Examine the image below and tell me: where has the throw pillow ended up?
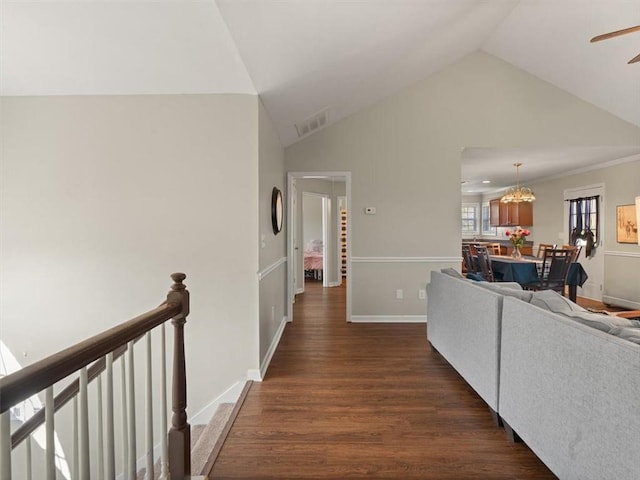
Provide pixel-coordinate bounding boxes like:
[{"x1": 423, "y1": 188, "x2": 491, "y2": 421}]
[
  {"x1": 465, "y1": 272, "x2": 486, "y2": 281},
  {"x1": 475, "y1": 281, "x2": 534, "y2": 302},
  {"x1": 529, "y1": 290, "x2": 587, "y2": 314},
  {"x1": 440, "y1": 267, "x2": 464, "y2": 279}
]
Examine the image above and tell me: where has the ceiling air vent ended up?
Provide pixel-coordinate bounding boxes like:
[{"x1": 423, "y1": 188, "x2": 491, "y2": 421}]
[{"x1": 295, "y1": 108, "x2": 329, "y2": 138}]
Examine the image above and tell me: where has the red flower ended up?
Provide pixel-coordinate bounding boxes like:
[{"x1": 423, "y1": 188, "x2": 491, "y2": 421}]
[{"x1": 505, "y1": 230, "x2": 511, "y2": 236}]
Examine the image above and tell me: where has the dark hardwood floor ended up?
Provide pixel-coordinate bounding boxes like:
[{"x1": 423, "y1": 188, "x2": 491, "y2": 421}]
[{"x1": 211, "y1": 280, "x2": 556, "y2": 479}]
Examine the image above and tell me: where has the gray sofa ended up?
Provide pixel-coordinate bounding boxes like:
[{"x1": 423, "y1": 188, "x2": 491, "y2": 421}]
[
  {"x1": 426, "y1": 270, "x2": 528, "y2": 418},
  {"x1": 426, "y1": 269, "x2": 640, "y2": 480}
]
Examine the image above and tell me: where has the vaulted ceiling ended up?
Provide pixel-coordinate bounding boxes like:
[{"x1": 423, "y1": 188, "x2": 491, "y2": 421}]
[{"x1": 2, "y1": 0, "x2": 639, "y2": 187}]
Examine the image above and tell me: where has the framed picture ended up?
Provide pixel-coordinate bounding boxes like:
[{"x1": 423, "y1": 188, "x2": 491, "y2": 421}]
[{"x1": 616, "y1": 204, "x2": 638, "y2": 244}]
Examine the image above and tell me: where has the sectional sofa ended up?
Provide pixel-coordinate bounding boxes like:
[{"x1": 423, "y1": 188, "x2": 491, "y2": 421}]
[{"x1": 426, "y1": 269, "x2": 640, "y2": 480}]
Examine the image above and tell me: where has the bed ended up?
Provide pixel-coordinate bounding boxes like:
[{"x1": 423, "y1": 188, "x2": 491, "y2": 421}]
[{"x1": 304, "y1": 240, "x2": 323, "y2": 280}]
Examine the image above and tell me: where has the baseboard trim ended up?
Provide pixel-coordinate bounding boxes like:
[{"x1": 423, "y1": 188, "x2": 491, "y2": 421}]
[
  {"x1": 190, "y1": 379, "x2": 247, "y2": 425},
  {"x1": 247, "y1": 369, "x2": 262, "y2": 381},
  {"x1": 350, "y1": 315, "x2": 427, "y2": 323},
  {"x1": 602, "y1": 295, "x2": 640, "y2": 310},
  {"x1": 295, "y1": 287, "x2": 304, "y2": 294},
  {"x1": 260, "y1": 316, "x2": 288, "y2": 379},
  {"x1": 328, "y1": 281, "x2": 342, "y2": 287}
]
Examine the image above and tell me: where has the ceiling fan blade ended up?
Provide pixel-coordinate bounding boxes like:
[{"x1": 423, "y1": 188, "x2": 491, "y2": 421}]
[
  {"x1": 628, "y1": 52, "x2": 640, "y2": 64},
  {"x1": 590, "y1": 25, "x2": 640, "y2": 42}
]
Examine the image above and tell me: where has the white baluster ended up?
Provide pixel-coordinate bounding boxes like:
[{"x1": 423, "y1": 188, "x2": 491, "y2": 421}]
[
  {"x1": 159, "y1": 324, "x2": 169, "y2": 480},
  {"x1": 0, "y1": 410, "x2": 11, "y2": 480},
  {"x1": 45, "y1": 386, "x2": 55, "y2": 480},
  {"x1": 79, "y1": 367, "x2": 90, "y2": 479},
  {"x1": 97, "y1": 372, "x2": 104, "y2": 480},
  {"x1": 73, "y1": 397, "x2": 78, "y2": 480},
  {"x1": 127, "y1": 341, "x2": 136, "y2": 480},
  {"x1": 145, "y1": 332, "x2": 154, "y2": 480},
  {"x1": 25, "y1": 436, "x2": 31, "y2": 480},
  {"x1": 120, "y1": 358, "x2": 129, "y2": 480},
  {"x1": 105, "y1": 353, "x2": 115, "y2": 480}
]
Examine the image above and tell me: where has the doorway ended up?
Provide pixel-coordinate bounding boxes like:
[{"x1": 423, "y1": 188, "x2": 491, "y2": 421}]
[{"x1": 287, "y1": 172, "x2": 352, "y2": 322}]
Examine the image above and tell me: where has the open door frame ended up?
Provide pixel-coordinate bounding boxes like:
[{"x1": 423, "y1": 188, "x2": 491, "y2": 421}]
[{"x1": 287, "y1": 172, "x2": 352, "y2": 323}]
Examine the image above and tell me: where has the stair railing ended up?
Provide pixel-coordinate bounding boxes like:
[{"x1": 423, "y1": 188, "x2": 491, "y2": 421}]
[{"x1": 0, "y1": 273, "x2": 191, "y2": 480}]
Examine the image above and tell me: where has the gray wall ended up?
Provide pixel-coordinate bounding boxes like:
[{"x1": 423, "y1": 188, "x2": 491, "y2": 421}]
[
  {"x1": 529, "y1": 158, "x2": 640, "y2": 308},
  {"x1": 258, "y1": 100, "x2": 287, "y2": 370},
  {"x1": 285, "y1": 51, "x2": 640, "y2": 319}
]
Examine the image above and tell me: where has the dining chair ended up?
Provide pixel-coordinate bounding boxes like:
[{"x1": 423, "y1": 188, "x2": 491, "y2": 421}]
[
  {"x1": 474, "y1": 245, "x2": 495, "y2": 282},
  {"x1": 523, "y1": 248, "x2": 573, "y2": 295},
  {"x1": 562, "y1": 244, "x2": 582, "y2": 262},
  {"x1": 461, "y1": 244, "x2": 477, "y2": 274},
  {"x1": 536, "y1": 243, "x2": 556, "y2": 258},
  {"x1": 488, "y1": 243, "x2": 502, "y2": 255}
]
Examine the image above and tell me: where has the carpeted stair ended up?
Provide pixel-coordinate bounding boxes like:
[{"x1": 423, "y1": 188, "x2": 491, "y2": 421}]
[
  {"x1": 191, "y1": 403, "x2": 234, "y2": 475},
  {"x1": 135, "y1": 402, "x2": 236, "y2": 479}
]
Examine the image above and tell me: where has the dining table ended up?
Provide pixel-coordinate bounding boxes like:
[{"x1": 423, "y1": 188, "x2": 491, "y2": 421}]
[{"x1": 490, "y1": 255, "x2": 588, "y2": 302}]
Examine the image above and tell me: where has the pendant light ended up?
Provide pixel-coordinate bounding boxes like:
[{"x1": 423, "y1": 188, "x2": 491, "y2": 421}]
[{"x1": 500, "y1": 163, "x2": 536, "y2": 203}]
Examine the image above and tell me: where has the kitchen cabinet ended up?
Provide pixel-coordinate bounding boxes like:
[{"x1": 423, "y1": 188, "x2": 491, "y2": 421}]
[{"x1": 489, "y1": 199, "x2": 533, "y2": 226}]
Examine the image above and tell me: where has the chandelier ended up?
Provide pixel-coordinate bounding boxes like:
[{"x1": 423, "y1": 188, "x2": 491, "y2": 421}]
[{"x1": 500, "y1": 163, "x2": 535, "y2": 203}]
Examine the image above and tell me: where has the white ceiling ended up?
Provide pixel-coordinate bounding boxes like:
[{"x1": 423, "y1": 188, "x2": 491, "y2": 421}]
[{"x1": 2, "y1": 0, "x2": 639, "y2": 184}]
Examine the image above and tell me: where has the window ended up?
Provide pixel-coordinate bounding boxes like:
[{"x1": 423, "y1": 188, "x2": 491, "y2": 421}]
[
  {"x1": 568, "y1": 196, "x2": 599, "y2": 245},
  {"x1": 481, "y1": 202, "x2": 496, "y2": 236},
  {"x1": 461, "y1": 203, "x2": 479, "y2": 235}
]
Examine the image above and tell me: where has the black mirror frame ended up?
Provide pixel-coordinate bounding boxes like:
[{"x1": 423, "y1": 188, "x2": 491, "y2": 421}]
[{"x1": 271, "y1": 187, "x2": 283, "y2": 235}]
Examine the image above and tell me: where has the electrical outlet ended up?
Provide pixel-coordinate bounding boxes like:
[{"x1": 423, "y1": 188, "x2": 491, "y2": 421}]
[
  {"x1": 396, "y1": 289, "x2": 403, "y2": 299},
  {"x1": 418, "y1": 289, "x2": 426, "y2": 300}
]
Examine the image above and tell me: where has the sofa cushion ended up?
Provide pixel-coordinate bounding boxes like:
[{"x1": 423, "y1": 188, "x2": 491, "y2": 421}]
[
  {"x1": 529, "y1": 290, "x2": 587, "y2": 314},
  {"x1": 561, "y1": 311, "x2": 638, "y2": 333},
  {"x1": 475, "y1": 281, "x2": 534, "y2": 302},
  {"x1": 608, "y1": 326, "x2": 640, "y2": 345},
  {"x1": 440, "y1": 267, "x2": 464, "y2": 279},
  {"x1": 529, "y1": 290, "x2": 640, "y2": 332},
  {"x1": 564, "y1": 311, "x2": 640, "y2": 330}
]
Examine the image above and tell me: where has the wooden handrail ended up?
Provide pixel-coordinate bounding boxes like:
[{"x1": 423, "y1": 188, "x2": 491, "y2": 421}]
[
  {"x1": 10, "y1": 344, "x2": 128, "y2": 448},
  {"x1": 1, "y1": 273, "x2": 191, "y2": 479},
  {"x1": 0, "y1": 303, "x2": 179, "y2": 414},
  {"x1": 0, "y1": 274, "x2": 186, "y2": 415}
]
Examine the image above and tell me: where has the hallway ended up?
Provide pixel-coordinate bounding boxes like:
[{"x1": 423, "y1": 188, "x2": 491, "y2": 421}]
[{"x1": 211, "y1": 281, "x2": 555, "y2": 479}]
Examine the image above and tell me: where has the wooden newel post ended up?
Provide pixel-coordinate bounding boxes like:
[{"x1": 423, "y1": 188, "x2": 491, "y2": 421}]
[{"x1": 167, "y1": 273, "x2": 191, "y2": 480}]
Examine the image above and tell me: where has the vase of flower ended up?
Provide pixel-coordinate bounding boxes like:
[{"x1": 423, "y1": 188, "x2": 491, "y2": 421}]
[
  {"x1": 505, "y1": 226, "x2": 530, "y2": 259},
  {"x1": 512, "y1": 245, "x2": 522, "y2": 259}
]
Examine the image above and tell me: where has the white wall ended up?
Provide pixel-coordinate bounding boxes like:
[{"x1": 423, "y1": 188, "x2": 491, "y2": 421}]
[
  {"x1": 0, "y1": 94, "x2": 261, "y2": 423},
  {"x1": 258, "y1": 100, "x2": 287, "y2": 374},
  {"x1": 285, "y1": 51, "x2": 640, "y2": 319}
]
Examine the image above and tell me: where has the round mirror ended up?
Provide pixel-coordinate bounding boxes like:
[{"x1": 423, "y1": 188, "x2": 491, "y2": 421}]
[{"x1": 271, "y1": 187, "x2": 283, "y2": 234}]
